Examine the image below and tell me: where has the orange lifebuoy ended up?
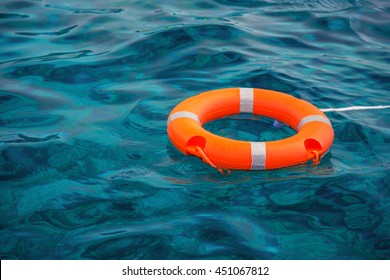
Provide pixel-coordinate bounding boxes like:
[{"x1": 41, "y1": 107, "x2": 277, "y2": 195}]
[{"x1": 167, "y1": 88, "x2": 334, "y2": 171}]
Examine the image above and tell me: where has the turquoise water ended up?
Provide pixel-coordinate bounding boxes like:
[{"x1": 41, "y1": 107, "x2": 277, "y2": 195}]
[{"x1": 1, "y1": 0, "x2": 390, "y2": 260}]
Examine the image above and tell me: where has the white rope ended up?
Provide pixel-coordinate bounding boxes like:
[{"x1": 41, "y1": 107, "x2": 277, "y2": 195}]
[{"x1": 320, "y1": 105, "x2": 390, "y2": 112}]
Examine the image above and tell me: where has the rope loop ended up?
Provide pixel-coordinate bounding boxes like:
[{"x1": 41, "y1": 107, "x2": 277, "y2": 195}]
[
  {"x1": 186, "y1": 145, "x2": 230, "y2": 175},
  {"x1": 311, "y1": 150, "x2": 321, "y2": 165}
]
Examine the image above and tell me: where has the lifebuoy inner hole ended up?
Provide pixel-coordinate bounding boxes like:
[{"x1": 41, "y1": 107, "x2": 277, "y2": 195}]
[{"x1": 203, "y1": 114, "x2": 295, "y2": 142}]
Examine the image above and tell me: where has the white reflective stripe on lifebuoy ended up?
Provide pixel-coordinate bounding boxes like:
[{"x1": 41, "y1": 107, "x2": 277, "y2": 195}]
[
  {"x1": 297, "y1": 115, "x2": 332, "y2": 131},
  {"x1": 167, "y1": 111, "x2": 201, "y2": 126},
  {"x1": 239, "y1": 88, "x2": 254, "y2": 113},
  {"x1": 250, "y1": 142, "x2": 266, "y2": 170}
]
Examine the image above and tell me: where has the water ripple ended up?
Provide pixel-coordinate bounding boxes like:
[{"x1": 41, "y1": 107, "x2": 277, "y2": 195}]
[
  {"x1": 15, "y1": 24, "x2": 78, "y2": 37},
  {"x1": 0, "y1": 12, "x2": 29, "y2": 19},
  {"x1": 0, "y1": 0, "x2": 389, "y2": 260},
  {"x1": 44, "y1": 4, "x2": 124, "y2": 14}
]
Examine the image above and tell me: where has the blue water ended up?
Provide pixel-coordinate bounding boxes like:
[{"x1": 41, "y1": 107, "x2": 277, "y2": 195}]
[{"x1": 1, "y1": 0, "x2": 390, "y2": 260}]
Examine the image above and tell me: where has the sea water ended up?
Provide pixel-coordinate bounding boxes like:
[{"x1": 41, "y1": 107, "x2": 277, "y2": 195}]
[{"x1": 0, "y1": 0, "x2": 389, "y2": 259}]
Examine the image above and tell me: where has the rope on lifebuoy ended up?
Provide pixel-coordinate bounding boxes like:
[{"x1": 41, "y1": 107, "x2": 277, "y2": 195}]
[
  {"x1": 321, "y1": 105, "x2": 390, "y2": 112},
  {"x1": 186, "y1": 145, "x2": 230, "y2": 175}
]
